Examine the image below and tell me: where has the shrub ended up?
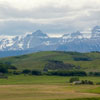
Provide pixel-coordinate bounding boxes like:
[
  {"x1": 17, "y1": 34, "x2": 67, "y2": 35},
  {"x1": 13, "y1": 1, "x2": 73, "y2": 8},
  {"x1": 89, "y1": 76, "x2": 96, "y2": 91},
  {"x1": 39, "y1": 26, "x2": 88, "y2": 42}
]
[
  {"x1": 32, "y1": 70, "x2": 42, "y2": 75},
  {"x1": 88, "y1": 72, "x2": 94, "y2": 76},
  {"x1": 96, "y1": 82, "x2": 100, "y2": 85},
  {"x1": 0, "y1": 66, "x2": 8, "y2": 73},
  {"x1": 9, "y1": 66, "x2": 17, "y2": 70},
  {"x1": 73, "y1": 56, "x2": 92, "y2": 61},
  {"x1": 94, "y1": 72, "x2": 100, "y2": 76},
  {"x1": 69, "y1": 77, "x2": 79, "y2": 83},
  {"x1": 88, "y1": 72, "x2": 100, "y2": 76},
  {"x1": 13, "y1": 71, "x2": 21, "y2": 75},
  {"x1": 22, "y1": 69, "x2": 31, "y2": 74},
  {"x1": 81, "y1": 80, "x2": 94, "y2": 85}
]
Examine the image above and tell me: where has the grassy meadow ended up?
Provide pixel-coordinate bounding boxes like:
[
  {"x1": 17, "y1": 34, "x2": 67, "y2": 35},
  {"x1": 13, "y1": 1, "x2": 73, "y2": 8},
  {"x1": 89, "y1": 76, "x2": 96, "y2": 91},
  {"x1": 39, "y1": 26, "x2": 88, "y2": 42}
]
[
  {"x1": 0, "y1": 75, "x2": 100, "y2": 100},
  {"x1": 0, "y1": 51, "x2": 100, "y2": 72}
]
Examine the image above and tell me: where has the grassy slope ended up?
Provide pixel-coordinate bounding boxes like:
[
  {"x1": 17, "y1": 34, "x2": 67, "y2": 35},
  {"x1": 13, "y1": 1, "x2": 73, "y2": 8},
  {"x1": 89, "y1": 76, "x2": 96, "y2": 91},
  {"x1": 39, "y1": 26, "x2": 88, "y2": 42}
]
[{"x1": 0, "y1": 51, "x2": 100, "y2": 71}]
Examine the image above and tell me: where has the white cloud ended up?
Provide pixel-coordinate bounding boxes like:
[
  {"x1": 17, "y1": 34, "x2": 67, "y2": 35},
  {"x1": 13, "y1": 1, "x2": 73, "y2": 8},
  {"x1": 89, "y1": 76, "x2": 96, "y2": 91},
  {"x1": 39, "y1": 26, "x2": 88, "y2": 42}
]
[
  {"x1": 0, "y1": 0, "x2": 100, "y2": 35},
  {"x1": 1, "y1": 0, "x2": 99, "y2": 10}
]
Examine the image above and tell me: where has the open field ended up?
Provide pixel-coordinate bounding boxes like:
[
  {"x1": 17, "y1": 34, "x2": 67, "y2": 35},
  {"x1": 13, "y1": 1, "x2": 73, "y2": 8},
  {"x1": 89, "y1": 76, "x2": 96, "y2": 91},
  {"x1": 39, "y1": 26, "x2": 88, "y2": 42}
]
[
  {"x1": 53, "y1": 98, "x2": 100, "y2": 100},
  {"x1": 0, "y1": 75, "x2": 100, "y2": 100},
  {"x1": 0, "y1": 75, "x2": 100, "y2": 85}
]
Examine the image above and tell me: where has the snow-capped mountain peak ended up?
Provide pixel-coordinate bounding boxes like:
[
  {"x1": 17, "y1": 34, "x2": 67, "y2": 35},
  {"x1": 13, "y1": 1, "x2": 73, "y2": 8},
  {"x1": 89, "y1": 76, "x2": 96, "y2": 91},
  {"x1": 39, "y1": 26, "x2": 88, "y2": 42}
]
[
  {"x1": 92, "y1": 26, "x2": 100, "y2": 38},
  {"x1": 0, "y1": 26, "x2": 100, "y2": 53},
  {"x1": 62, "y1": 31, "x2": 83, "y2": 39}
]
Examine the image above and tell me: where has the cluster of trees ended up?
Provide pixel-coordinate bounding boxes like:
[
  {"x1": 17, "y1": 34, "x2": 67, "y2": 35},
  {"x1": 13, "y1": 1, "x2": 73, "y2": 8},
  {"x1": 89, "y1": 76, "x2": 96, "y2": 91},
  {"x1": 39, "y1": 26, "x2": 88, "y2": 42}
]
[
  {"x1": 21, "y1": 69, "x2": 100, "y2": 77},
  {"x1": 73, "y1": 56, "x2": 92, "y2": 61},
  {"x1": 69, "y1": 77, "x2": 94, "y2": 85},
  {"x1": 16, "y1": 70, "x2": 87, "y2": 76},
  {"x1": 81, "y1": 80, "x2": 94, "y2": 85},
  {"x1": 72, "y1": 53, "x2": 92, "y2": 61},
  {"x1": 46, "y1": 70, "x2": 87, "y2": 76},
  {"x1": 89, "y1": 72, "x2": 100, "y2": 76},
  {"x1": 0, "y1": 63, "x2": 17, "y2": 74},
  {"x1": 9, "y1": 69, "x2": 42, "y2": 75},
  {"x1": 69, "y1": 77, "x2": 79, "y2": 83},
  {"x1": 22, "y1": 69, "x2": 42, "y2": 75},
  {"x1": 44, "y1": 60, "x2": 80, "y2": 72}
]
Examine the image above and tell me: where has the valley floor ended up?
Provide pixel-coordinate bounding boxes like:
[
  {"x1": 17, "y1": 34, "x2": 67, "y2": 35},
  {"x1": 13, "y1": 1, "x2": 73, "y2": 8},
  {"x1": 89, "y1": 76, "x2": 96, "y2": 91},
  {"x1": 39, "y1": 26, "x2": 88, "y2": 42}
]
[{"x1": 0, "y1": 75, "x2": 100, "y2": 100}]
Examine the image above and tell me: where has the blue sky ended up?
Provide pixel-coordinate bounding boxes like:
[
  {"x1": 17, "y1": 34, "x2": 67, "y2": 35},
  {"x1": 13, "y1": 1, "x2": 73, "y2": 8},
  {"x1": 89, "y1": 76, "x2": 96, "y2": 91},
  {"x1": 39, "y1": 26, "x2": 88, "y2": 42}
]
[{"x1": 0, "y1": 0, "x2": 100, "y2": 36}]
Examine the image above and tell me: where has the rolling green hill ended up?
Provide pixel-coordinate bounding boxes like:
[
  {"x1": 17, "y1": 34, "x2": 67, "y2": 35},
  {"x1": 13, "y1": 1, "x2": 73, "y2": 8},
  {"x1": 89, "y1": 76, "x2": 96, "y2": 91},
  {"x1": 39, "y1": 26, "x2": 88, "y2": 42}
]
[{"x1": 0, "y1": 51, "x2": 100, "y2": 72}]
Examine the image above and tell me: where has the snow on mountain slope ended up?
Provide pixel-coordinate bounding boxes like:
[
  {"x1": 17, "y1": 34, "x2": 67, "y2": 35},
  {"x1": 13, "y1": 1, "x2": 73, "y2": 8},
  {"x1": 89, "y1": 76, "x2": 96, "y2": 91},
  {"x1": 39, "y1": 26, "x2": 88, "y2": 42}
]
[
  {"x1": 0, "y1": 30, "x2": 52, "y2": 51},
  {"x1": 57, "y1": 26, "x2": 100, "y2": 52},
  {"x1": 92, "y1": 26, "x2": 100, "y2": 38},
  {"x1": 0, "y1": 26, "x2": 100, "y2": 52},
  {"x1": 61, "y1": 31, "x2": 84, "y2": 43}
]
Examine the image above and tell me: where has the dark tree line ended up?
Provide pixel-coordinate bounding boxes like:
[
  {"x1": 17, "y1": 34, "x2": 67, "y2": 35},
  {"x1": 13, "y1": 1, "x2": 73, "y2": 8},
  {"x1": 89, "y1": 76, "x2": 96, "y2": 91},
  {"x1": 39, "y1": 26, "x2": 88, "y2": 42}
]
[
  {"x1": 46, "y1": 70, "x2": 87, "y2": 76},
  {"x1": 89, "y1": 72, "x2": 100, "y2": 76},
  {"x1": 22, "y1": 69, "x2": 42, "y2": 75}
]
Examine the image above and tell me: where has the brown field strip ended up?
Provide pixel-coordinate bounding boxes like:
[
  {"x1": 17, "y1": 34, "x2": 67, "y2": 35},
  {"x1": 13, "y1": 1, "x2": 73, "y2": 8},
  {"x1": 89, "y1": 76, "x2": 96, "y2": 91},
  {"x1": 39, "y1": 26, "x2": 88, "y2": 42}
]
[{"x1": 0, "y1": 84, "x2": 100, "y2": 100}]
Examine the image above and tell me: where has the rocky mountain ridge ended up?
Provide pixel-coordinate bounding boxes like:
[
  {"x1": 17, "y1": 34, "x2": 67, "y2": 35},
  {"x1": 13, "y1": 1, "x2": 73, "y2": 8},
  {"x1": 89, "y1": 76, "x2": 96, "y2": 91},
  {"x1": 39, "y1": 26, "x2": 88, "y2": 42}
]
[{"x1": 0, "y1": 26, "x2": 100, "y2": 53}]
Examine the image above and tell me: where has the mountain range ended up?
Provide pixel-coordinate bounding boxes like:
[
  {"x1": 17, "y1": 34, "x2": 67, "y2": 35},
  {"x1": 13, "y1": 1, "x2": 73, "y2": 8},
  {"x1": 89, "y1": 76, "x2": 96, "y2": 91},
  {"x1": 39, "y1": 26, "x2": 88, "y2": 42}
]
[{"x1": 0, "y1": 26, "x2": 100, "y2": 57}]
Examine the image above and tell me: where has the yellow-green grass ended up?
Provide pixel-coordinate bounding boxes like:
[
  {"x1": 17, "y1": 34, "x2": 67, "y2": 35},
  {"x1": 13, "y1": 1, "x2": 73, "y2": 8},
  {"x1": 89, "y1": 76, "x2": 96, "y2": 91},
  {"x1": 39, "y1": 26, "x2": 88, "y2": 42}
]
[
  {"x1": 67, "y1": 60, "x2": 100, "y2": 72},
  {"x1": 83, "y1": 87, "x2": 100, "y2": 94},
  {"x1": 0, "y1": 84, "x2": 100, "y2": 100},
  {"x1": 53, "y1": 98, "x2": 100, "y2": 100},
  {"x1": 0, "y1": 51, "x2": 100, "y2": 71},
  {"x1": 0, "y1": 75, "x2": 100, "y2": 85},
  {"x1": 0, "y1": 76, "x2": 100, "y2": 100}
]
